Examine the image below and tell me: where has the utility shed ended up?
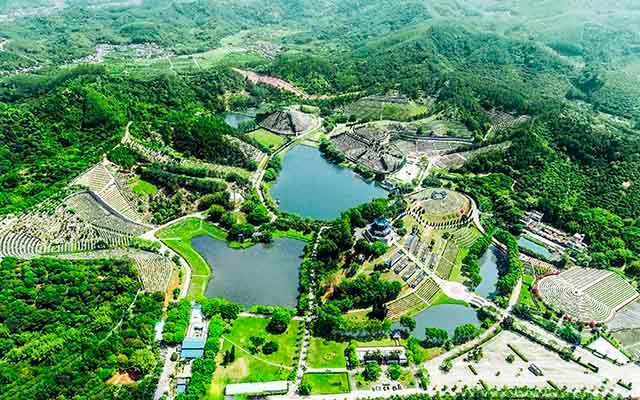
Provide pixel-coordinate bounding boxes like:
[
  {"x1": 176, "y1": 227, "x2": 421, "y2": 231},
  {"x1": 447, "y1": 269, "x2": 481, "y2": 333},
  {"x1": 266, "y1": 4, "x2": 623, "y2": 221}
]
[{"x1": 224, "y1": 381, "x2": 289, "y2": 396}]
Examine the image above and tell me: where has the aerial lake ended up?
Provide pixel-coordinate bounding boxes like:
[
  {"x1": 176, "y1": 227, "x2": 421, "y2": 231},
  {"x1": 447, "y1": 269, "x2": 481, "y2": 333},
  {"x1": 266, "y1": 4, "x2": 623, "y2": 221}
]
[
  {"x1": 396, "y1": 304, "x2": 481, "y2": 338},
  {"x1": 475, "y1": 245, "x2": 505, "y2": 298},
  {"x1": 222, "y1": 111, "x2": 255, "y2": 128},
  {"x1": 269, "y1": 145, "x2": 387, "y2": 220},
  {"x1": 518, "y1": 236, "x2": 552, "y2": 258},
  {"x1": 193, "y1": 235, "x2": 305, "y2": 307}
]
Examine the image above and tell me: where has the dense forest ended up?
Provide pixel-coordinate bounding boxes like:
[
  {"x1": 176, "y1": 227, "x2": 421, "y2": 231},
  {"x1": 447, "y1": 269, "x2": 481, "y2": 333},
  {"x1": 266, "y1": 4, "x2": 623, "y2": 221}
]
[
  {"x1": 0, "y1": 257, "x2": 163, "y2": 400},
  {"x1": 0, "y1": 65, "x2": 273, "y2": 216}
]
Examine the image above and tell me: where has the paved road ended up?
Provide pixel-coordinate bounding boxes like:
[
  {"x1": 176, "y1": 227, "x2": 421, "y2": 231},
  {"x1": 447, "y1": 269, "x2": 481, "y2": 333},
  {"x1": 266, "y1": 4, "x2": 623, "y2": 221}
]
[{"x1": 288, "y1": 226, "x2": 328, "y2": 396}]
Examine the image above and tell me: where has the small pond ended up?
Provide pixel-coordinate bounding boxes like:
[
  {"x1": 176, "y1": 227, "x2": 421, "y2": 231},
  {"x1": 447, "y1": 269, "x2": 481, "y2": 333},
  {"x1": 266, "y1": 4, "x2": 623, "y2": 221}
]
[
  {"x1": 518, "y1": 236, "x2": 552, "y2": 258},
  {"x1": 396, "y1": 304, "x2": 481, "y2": 338},
  {"x1": 269, "y1": 145, "x2": 387, "y2": 220},
  {"x1": 194, "y1": 235, "x2": 305, "y2": 307},
  {"x1": 475, "y1": 245, "x2": 505, "y2": 298},
  {"x1": 222, "y1": 110, "x2": 256, "y2": 128}
]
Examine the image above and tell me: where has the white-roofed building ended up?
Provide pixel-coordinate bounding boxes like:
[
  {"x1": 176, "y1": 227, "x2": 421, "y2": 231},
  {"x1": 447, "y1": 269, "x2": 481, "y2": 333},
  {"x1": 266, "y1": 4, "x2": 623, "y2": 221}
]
[{"x1": 224, "y1": 381, "x2": 289, "y2": 396}]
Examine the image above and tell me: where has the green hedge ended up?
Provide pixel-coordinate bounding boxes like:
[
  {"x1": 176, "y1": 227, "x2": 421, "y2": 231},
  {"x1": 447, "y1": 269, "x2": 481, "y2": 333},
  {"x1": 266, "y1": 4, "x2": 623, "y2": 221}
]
[{"x1": 163, "y1": 299, "x2": 191, "y2": 344}]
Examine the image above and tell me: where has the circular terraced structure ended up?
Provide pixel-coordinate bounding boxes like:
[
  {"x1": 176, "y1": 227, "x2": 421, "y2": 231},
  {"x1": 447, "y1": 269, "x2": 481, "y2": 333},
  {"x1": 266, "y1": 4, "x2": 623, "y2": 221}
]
[
  {"x1": 538, "y1": 267, "x2": 640, "y2": 323},
  {"x1": 409, "y1": 188, "x2": 473, "y2": 226}
]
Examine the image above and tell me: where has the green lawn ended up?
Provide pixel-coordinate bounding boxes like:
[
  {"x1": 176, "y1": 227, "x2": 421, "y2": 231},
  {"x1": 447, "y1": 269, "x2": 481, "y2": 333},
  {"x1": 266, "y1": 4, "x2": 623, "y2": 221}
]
[
  {"x1": 207, "y1": 317, "x2": 301, "y2": 399},
  {"x1": 431, "y1": 291, "x2": 468, "y2": 306},
  {"x1": 307, "y1": 337, "x2": 347, "y2": 368},
  {"x1": 273, "y1": 229, "x2": 313, "y2": 242},
  {"x1": 157, "y1": 217, "x2": 233, "y2": 298},
  {"x1": 248, "y1": 128, "x2": 286, "y2": 150},
  {"x1": 129, "y1": 176, "x2": 158, "y2": 196},
  {"x1": 301, "y1": 373, "x2": 351, "y2": 394}
]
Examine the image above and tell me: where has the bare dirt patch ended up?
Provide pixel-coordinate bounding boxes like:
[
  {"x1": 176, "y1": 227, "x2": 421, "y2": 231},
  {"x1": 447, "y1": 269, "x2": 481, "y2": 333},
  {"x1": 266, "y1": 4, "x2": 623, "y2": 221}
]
[{"x1": 107, "y1": 371, "x2": 135, "y2": 385}]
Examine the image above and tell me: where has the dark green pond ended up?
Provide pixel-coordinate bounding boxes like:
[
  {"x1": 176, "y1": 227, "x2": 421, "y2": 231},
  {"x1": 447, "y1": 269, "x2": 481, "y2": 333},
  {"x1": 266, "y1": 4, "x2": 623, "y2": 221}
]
[
  {"x1": 475, "y1": 245, "x2": 505, "y2": 298},
  {"x1": 269, "y1": 145, "x2": 387, "y2": 220},
  {"x1": 397, "y1": 304, "x2": 481, "y2": 338},
  {"x1": 193, "y1": 235, "x2": 305, "y2": 307}
]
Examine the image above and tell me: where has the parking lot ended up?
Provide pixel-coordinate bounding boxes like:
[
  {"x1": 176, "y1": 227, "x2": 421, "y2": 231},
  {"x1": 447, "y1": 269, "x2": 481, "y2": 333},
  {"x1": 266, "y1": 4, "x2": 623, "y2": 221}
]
[{"x1": 427, "y1": 331, "x2": 623, "y2": 395}]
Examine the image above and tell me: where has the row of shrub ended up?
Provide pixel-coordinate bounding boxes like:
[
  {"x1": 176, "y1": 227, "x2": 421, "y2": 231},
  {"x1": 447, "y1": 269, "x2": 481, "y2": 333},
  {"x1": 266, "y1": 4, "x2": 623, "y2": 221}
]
[
  {"x1": 140, "y1": 166, "x2": 228, "y2": 193},
  {"x1": 163, "y1": 299, "x2": 192, "y2": 344},
  {"x1": 461, "y1": 229, "x2": 495, "y2": 289},
  {"x1": 495, "y1": 229, "x2": 523, "y2": 296},
  {"x1": 157, "y1": 162, "x2": 250, "y2": 185}
]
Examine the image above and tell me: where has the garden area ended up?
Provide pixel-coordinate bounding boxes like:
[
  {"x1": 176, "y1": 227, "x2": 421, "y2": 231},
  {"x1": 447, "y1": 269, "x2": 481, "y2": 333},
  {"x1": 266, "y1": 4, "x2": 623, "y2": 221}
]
[
  {"x1": 248, "y1": 128, "x2": 286, "y2": 150},
  {"x1": 306, "y1": 337, "x2": 347, "y2": 368},
  {"x1": 301, "y1": 373, "x2": 351, "y2": 394},
  {"x1": 207, "y1": 316, "x2": 302, "y2": 399}
]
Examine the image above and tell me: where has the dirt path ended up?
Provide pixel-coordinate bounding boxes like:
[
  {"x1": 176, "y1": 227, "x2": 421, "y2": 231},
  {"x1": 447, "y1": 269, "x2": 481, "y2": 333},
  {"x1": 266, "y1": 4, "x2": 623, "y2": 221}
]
[{"x1": 233, "y1": 68, "x2": 329, "y2": 100}]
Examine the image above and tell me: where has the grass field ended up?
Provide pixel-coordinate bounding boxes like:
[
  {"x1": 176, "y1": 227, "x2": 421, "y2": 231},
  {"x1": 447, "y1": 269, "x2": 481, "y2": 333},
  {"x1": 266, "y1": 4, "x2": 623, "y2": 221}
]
[
  {"x1": 207, "y1": 316, "x2": 301, "y2": 399},
  {"x1": 273, "y1": 228, "x2": 313, "y2": 242},
  {"x1": 156, "y1": 217, "x2": 228, "y2": 298},
  {"x1": 307, "y1": 337, "x2": 347, "y2": 368},
  {"x1": 248, "y1": 128, "x2": 286, "y2": 150},
  {"x1": 129, "y1": 176, "x2": 158, "y2": 196},
  {"x1": 301, "y1": 373, "x2": 350, "y2": 394}
]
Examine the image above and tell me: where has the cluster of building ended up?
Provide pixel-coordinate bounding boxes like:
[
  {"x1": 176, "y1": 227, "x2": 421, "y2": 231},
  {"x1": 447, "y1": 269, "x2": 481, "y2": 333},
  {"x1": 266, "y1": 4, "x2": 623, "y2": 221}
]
[
  {"x1": 176, "y1": 304, "x2": 208, "y2": 395},
  {"x1": 521, "y1": 211, "x2": 587, "y2": 253}
]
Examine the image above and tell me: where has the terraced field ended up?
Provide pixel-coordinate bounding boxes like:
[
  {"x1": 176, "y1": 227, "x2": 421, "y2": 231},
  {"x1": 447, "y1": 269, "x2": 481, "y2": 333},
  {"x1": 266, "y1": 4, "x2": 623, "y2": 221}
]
[
  {"x1": 538, "y1": 267, "x2": 639, "y2": 322},
  {"x1": 387, "y1": 277, "x2": 441, "y2": 319},
  {"x1": 0, "y1": 190, "x2": 148, "y2": 258},
  {"x1": 57, "y1": 249, "x2": 174, "y2": 293}
]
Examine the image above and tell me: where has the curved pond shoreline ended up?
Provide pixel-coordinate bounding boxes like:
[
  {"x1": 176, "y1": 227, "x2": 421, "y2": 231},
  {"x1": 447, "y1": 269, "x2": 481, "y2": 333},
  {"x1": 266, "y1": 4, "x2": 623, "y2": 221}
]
[
  {"x1": 475, "y1": 244, "x2": 505, "y2": 298},
  {"x1": 269, "y1": 145, "x2": 387, "y2": 220},
  {"x1": 396, "y1": 303, "x2": 481, "y2": 338},
  {"x1": 193, "y1": 235, "x2": 305, "y2": 307}
]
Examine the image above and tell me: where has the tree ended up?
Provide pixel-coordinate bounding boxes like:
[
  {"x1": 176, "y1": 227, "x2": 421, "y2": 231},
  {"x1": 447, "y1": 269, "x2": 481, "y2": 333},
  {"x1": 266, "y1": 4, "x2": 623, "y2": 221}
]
[
  {"x1": 362, "y1": 362, "x2": 381, "y2": 381},
  {"x1": 129, "y1": 348, "x2": 157, "y2": 376},
  {"x1": 423, "y1": 327, "x2": 448, "y2": 347},
  {"x1": 262, "y1": 341, "x2": 279, "y2": 355},
  {"x1": 223, "y1": 346, "x2": 236, "y2": 365},
  {"x1": 453, "y1": 324, "x2": 480, "y2": 345},
  {"x1": 267, "y1": 308, "x2": 291, "y2": 334},
  {"x1": 388, "y1": 362, "x2": 402, "y2": 380},
  {"x1": 206, "y1": 204, "x2": 225, "y2": 223},
  {"x1": 399, "y1": 316, "x2": 416, "y2": 332},
  {"x1": 299, "y1": 382, "x2": 312, "y2": 395}
]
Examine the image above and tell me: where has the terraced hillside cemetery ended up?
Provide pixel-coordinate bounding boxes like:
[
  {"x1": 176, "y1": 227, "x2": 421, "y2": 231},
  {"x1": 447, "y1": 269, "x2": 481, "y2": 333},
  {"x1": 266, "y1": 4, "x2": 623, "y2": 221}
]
[
  {"x1": 331, "y1": 123, "x2": 406, "y2": 174},
  {"x1": 608, "y1": 298, "x2": 640, "y2": 360},
  {"x1": 340, "y1": 95, "x2": 430, "y2": 121},
  {"x1": 258, "y1": 108, "x2": 316, "y2": 136},
  {"x1": 538, "y1": 268, "x2": 640, "y2": 322},
  {"x1": 72, "y1": 160, "x2": 146, "y2": 223},
  {"x1": 408, "y1": 188, "x2": 474, "y2": 228},
  {"x1": 0, "y1": 190, "x2": 148, "y2": 258},
  {"x1": 387, "y1": 277, "x2": 441, "y2": 319}
]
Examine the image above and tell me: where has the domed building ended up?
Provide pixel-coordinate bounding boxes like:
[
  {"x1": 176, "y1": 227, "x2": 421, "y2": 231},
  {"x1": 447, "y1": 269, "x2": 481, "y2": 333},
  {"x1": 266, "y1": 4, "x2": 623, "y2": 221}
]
[{"x1": 364, "y1": 216, "x2": 395, "y2": 245}]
